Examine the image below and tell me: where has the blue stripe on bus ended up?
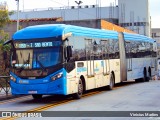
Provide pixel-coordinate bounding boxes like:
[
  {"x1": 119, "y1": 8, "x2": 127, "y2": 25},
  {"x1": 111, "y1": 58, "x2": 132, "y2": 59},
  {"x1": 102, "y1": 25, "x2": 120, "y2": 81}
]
[
  {"x1": 63, "y1": 25, "x2": 118, "y2": 39},
  {"x1": 13, "y1": 24, "x2": 65, "y2": 40},
  {"x1": 13, "y1": 24, "x2": 154, "y2": 43},
  {"x1": 123, "y1": 32, "x2": 155, "y2": 42},
  {"x1": 13, "y1": 24, "x2": 118, "y2": 40},
  {"x1": 13, "y1": 24, "x2": 154, "y2": 42}
]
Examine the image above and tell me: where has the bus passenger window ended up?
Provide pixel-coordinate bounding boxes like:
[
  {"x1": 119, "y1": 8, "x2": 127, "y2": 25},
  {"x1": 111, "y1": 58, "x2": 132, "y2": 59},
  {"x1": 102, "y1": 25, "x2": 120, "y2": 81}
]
[{"x1": 77, "y1": 62, "x2": 84, "y2": 67}]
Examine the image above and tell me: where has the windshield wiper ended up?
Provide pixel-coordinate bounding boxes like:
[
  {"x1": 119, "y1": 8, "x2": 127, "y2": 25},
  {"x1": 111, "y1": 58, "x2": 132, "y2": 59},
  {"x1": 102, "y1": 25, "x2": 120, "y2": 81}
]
[
  {"x1": 35, "y1": 54, "x2": 47, "y2": 72},
  {"x1": 36, "y1": 60, "x2": 47, "y2": 72}
]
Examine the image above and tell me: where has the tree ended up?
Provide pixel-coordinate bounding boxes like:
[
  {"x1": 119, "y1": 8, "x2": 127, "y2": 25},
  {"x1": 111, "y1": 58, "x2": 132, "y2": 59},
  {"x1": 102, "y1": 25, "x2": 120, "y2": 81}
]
[
  {"x1": 8, "y1": 10, "x2": 15, "y2": 16},
  {"x1": 0, "y1": 10, "x2": 11, "y2": 75},
  {"x1": 0, "y1": 10, "x2": 11, "y2": 51},
  {"x1": 0, "y1": 10, "x2": 10, "y2": 28},
  {"x1": 0, "y1": 30, "x2": 10, "y2": 51}
]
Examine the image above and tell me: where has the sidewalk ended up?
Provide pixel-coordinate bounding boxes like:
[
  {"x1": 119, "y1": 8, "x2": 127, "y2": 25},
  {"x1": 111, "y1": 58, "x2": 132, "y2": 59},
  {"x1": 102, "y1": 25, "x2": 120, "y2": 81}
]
[
  {"x1": 0, "y1": 88, "x2": 23, "y2": 101},
  {"x1": 0, "y1": 88, "x2": 12, "y2": 101}
]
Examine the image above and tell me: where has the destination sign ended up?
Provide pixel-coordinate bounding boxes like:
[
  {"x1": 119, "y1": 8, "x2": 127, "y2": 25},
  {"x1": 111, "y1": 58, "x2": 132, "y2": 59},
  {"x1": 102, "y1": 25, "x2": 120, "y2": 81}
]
[{"x1": 15, "y1": 41, "x2": 61, "y2": 48}]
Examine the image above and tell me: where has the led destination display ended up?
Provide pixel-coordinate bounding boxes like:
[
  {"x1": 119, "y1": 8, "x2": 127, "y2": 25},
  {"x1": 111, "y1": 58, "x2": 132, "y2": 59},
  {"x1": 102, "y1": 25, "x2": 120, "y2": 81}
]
[{"x1": 15, "y1": 41, "x2": 61, "y2": 48}]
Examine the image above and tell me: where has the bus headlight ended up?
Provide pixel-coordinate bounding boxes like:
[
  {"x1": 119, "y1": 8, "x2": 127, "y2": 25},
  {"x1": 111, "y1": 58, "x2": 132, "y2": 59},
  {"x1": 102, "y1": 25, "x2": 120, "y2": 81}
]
[
  {"x1": 51, "y1": 72, "x2": 63, "y2": 81},
  {"x1": 10, "y1": 75, "x2": 16, "y2": 82}
]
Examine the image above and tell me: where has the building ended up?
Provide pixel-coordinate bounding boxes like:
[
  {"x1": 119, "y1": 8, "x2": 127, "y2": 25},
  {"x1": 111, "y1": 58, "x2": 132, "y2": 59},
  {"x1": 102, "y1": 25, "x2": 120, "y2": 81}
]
[
  {"x1": 152, "y1": 28, "x2": 160, "y2": 41},
  {"x1": 0, "y1": 2, "x2": 8, "y2": 10},
  {"x1": 9, "y1": 5, "x2": 118, "y2": 24},
  {"x1": 152, "y1": 28, "x2": 160, "y2": 57},
  {"x1": 118, "y1": 0, "x2": 151, "y2": 37},
  {"x1": 9, "y1": 0, "x2": 150, "y2": 36}
]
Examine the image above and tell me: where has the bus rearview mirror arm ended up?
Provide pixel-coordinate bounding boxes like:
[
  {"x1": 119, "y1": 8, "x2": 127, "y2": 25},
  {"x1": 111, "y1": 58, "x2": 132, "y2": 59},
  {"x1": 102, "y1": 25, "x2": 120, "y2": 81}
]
[
  {"x1": 65, "y1": 46, "x2": 72, "y2": 62},
  {"x1": 3, "y1": 39, "x2": 13, "y2": 46},
  {"x1": 67, "y1": 46, "x2": 72, "y2": 58}
]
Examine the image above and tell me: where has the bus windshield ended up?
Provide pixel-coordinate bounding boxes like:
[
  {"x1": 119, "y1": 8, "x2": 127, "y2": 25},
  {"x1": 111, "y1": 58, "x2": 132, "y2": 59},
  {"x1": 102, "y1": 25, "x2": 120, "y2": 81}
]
[{"x1": 13, "y1": 47, "x2": 62, "y2": 69}]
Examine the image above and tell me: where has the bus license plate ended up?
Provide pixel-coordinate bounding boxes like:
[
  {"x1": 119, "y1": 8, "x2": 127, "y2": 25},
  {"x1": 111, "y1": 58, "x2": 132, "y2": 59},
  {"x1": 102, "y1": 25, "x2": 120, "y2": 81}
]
[{"x1": 28, "y1": 91, "x2": 37, "y2": 94}]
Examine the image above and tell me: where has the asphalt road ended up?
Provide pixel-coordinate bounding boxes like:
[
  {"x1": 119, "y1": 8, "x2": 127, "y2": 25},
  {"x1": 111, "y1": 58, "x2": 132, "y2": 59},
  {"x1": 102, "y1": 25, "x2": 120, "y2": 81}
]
[
  {"x1": 44, "y1": 80, "x2": 160, "y2": 120},
  {"x1": 0, "y1": 80, "x2": 160, "y2": 120}
]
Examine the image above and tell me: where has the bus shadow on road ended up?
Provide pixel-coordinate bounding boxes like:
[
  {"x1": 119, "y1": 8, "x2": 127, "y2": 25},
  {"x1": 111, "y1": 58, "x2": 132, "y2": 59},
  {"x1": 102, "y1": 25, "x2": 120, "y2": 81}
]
[
  {"x1": 114, "y1": 80, "x2": 136, "y2": 87},
  {"x1": 17, "y1": 95, "x2": 71, "y2": 104},
  {"x1": 18, "y1": 80, "x2": 145, "y2": 104},
  {"x1": 100, "y1": 80, "x2": 143, "y2": 91}
]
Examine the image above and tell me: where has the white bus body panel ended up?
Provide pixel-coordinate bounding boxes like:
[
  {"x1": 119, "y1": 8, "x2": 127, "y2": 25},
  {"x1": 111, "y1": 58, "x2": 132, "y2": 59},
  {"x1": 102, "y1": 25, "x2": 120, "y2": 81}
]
[
  {"x1": 127, "y1": 57, "x2": 156, "y2": 81},
  {"x1": 66, "y1": 59, "x2": 121, "y2": 95}
]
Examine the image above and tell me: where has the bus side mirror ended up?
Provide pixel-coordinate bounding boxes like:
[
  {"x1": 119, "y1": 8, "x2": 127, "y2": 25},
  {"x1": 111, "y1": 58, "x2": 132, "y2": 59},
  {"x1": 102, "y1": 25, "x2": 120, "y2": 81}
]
[
  {"x1": 12, "y1": 50, "x2": 16, "y2": 61},
  {"x1": 67, "y1": 46, "x2": 72, "y2": 58}
]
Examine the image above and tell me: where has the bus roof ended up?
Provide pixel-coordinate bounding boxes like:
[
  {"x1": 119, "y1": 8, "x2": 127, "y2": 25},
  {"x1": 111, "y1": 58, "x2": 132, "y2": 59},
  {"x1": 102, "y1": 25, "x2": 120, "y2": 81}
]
[
  {"x1": 13, "y1": 24, "x2": 118, "y2": 40},
  {"x1": 13, "y1": 24, "x2": 155, "y2": 43},
  {"x1": 123, "y1": 32, "x2": 155, "y2": 43}
]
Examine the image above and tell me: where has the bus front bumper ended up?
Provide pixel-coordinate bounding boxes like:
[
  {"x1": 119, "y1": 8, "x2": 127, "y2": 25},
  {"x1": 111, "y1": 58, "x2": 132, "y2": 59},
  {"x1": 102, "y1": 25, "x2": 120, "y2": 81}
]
[{"x1": 10, "y1": 79, "x2": 67, "y2": 95}]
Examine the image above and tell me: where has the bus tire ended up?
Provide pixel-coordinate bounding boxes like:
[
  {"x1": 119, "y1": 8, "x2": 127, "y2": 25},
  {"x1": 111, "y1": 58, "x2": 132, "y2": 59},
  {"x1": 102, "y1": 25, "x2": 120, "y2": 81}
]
[
  {"x1": 135, "y1": 79, "x2": 141, "y2": 82},
  {"x1": 73, "y1": 79, "x2": 83, "y2": 99},
  {"x1": 32, "y1": 94, "x2": 43, "y2": 100},
  {"x1": 142, "y1": 68, "x2": 147, "y2": 82},
  {"x1": 108, "y1": 73, "x2": 114, "y2": 90},
  {"x1": 136, "y1": 68, "x2": 148, "y2": 82},
  {"x1": 147, "y1": 67, "x2": 152, "y2": 82}
]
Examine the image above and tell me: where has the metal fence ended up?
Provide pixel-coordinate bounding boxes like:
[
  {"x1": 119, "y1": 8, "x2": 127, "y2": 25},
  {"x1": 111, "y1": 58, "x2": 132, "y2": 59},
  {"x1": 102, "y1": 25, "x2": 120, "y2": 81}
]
[{"x1": 0, "y1": 76, "x2": 10, "y2": 95}]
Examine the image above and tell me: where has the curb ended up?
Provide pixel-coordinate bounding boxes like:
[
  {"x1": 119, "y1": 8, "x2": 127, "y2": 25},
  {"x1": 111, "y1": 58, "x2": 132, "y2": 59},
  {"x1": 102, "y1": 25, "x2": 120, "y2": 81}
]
[{"x1": 0, "y1": 94, "x2": 27, "y2": 101}]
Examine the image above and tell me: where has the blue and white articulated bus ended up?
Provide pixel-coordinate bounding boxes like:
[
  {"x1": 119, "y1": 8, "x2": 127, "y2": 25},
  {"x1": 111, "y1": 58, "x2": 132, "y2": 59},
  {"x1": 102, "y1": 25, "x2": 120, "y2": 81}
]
[{"x1": 4, "y1": 24, "x2": 157, "y2": 99}]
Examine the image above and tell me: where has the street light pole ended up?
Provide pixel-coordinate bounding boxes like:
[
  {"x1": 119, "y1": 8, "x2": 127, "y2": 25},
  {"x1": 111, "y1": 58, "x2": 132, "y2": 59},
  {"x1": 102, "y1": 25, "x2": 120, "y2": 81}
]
[
  {"x1": 23, "y1": 0, "x2": 24, "y2": 12},
  {"x1": 16, "y1": 0, "x2": 19, "y2": 31},
  {"x1": 75, "y1": 1, "x2": 83, "y2": 20},
  {"x1": 68, "y1": 0, "x2": 69, "y2": 9}
]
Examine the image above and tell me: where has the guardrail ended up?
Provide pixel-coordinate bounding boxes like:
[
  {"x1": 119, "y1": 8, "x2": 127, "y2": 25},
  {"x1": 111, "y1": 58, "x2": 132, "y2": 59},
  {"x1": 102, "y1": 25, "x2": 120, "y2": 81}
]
[{"x1": 0, "y1": 76, "x2": 10, "y2": 95}]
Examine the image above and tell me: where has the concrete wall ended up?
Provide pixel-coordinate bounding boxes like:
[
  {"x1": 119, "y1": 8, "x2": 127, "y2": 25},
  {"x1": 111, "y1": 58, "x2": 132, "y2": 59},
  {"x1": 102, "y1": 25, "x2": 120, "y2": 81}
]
[
  {"x1": 101, "y1": 19, "x2": 135, "y2": 33},
  {"x1": 152, "y1": 28, "x2": 160, "y2": 58},
  {"x1": 10, "y1": 6, "x2": 118, "y2": 21},
  {"x1": 4, "y1": 19, "x2": 102, "y2": 39}
]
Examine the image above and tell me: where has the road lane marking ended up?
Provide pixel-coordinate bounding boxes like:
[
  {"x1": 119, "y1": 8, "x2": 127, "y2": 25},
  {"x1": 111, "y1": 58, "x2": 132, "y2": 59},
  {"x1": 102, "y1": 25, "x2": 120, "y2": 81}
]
[
  {"x1": 0, "y1": 82, "x2": 136, "y2": 120},
  {"x1": 0, "y1": 91, "x2": 102, "y2": 120}
]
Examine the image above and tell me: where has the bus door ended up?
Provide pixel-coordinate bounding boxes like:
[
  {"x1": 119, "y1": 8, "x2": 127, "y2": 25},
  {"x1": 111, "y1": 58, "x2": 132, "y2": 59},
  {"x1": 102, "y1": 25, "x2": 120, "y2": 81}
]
[
  {"x1": 101, "y1": 40, "x2": 110, "y2": 76},
  {"x1": 126, "y1": 41, "x2": 132, "y2": 71},
  {"x1": 85, "y1": 39, "x2": 95, "y2": 78}
]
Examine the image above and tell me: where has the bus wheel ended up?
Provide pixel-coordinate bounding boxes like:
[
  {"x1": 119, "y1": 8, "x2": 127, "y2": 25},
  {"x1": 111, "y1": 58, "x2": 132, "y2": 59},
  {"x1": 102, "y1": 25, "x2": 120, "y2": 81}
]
[
  {"x1": 108, "y1": 73, "x2": 114, "y2": 90},
  {"x1": 135, "y1": 79, "x2": 140, "y2": 82},
  {"x1": 32, "y1": 94, "x2": 43, "y2": 100},
  {"x1": 142, "y1": 68, "x2": 147, "y2": 82},
  {"x1": 146, "y1": 68, "x2": 152, "y2": 82},
  {"x1": 73, "y1": 79, "x2": 83, "y2": 99}
]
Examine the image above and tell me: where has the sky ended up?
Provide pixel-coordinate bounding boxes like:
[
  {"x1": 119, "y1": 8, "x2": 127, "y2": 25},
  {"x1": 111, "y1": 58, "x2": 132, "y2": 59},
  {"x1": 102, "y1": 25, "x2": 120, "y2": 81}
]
[{"x1": 1, "y1": 0, "x2": 160, "y2": 28}]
